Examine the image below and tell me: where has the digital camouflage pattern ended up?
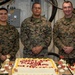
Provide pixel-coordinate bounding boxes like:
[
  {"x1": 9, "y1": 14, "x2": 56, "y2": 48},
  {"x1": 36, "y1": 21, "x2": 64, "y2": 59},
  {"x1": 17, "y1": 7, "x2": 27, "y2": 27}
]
[
  {"x1": 21, "y1": 16, "x2": 52, "y2": 58},
  {"x1": 53, "y1": 14, "x2": 75, "y2": 58},
  {"x1": 0, "y1": 23, "x2": 19, "y2": 60}
]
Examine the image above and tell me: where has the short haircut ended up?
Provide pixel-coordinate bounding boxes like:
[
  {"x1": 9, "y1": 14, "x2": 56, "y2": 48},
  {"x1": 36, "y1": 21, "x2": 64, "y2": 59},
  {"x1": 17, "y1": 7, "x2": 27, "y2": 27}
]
[
  {"x1": 0, "y1": 7, "x2": 8, "y2": 13},
  {"x1": 32, "y1": 2, "x2": 41, "y2": 9},
  {"x1": 63, "y1": 1, "x2": 73, "y2": 7}
]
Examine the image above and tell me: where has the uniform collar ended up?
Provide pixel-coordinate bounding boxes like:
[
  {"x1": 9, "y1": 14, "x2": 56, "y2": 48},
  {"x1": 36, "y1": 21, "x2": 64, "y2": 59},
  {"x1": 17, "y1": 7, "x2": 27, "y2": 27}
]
[
  {"x1": 30, "y1": 16, "x2": 42, "y2": 23},
  {"x1": 0, "y1": 22, "x2": 9, "y2": 26},
  {"x1": 62, "y1": 14, "x2": 74, "y2": 26}
]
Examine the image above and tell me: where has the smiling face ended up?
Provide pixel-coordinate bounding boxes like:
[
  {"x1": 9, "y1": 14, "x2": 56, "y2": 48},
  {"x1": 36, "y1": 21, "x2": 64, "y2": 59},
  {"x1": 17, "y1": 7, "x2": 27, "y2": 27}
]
[
  {"x1": 0, "y1": 9, "x2": 8, "y2": 23},
  {"x1": 62, "y1": 2, "x2": 73, "y2": 18},
  {"x1": 32, "y1": 3, "x2": 41, "y2": 18}
]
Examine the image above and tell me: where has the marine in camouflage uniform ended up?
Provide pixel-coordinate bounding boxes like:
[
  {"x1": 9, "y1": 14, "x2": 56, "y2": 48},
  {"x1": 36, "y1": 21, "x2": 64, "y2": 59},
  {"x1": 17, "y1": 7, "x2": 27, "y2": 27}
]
[
  {"x1": 21, "y1": 2, "x2": 52, "y2": 58},
  {"x1": 53, "y1": 1, "x2": 75, "y2": 64},
  {"x1": 0, "y1": 23, "x2": 19, "y2": 61},
  {"x1": 21, "y1": 16, "x2": 52, "y2": 58},
  {"x1": 0, "y1": 7, "x2": 19, "y2": 62},
  {"x1": 53, "y1": 14, "x2": 75, "y2": 57}
]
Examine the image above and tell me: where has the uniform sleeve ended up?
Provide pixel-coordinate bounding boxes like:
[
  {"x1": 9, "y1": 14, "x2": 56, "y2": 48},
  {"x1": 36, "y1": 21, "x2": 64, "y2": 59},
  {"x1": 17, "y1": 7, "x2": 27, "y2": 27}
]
[
  {"x1": 72, "y1": 29, "x2": 75, "y2": 49},
  {"x1": 53, "y1": 22, "x2": 65, "y2": 50},
  {"x1": 20, "y1": 21, "x2": 31, "y2": 49},
  {"x1": 0, "y1": 53, "x2": 2, "y2": 57},
  {"x1": 73, "y1": 25, "x2": 75, "y2": 49},
  {"x1": 9, "y1": 29, "x2": 19, "y2": 58},
  {"x1": 74, "y1": 40, "x2": 75, "y2": 49},
  {"x1": 41, "y1": 22, "x2": 52, "y2": 48},
  {"x1": 0, "y1": 46, "x2": 2, "y2": 58},
  {"x1": 72, "y1": 40, "x2": 75, "y2": 50},
  {"x1": 20, "y1": 21, "x2": 26, "y2": 45}
]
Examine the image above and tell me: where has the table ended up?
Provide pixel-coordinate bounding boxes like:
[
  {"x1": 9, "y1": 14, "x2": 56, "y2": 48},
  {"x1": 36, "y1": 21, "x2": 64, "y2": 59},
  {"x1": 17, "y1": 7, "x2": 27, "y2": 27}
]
[{"x1": 0, "y1": 61, "x2": 72, "y2": 75}]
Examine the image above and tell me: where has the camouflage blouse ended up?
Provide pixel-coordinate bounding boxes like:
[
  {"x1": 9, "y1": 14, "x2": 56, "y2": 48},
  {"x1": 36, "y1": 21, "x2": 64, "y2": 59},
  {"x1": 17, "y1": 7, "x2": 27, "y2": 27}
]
[
  {"x1": 21, "y1": 16, "x2": 52, "y2": 53},
  {"x1": 53, "y1": 14, "x2": 75, "y2": 58},
  {"x1": 0, "y1": 23, "x2": 19, "y2": 60}
]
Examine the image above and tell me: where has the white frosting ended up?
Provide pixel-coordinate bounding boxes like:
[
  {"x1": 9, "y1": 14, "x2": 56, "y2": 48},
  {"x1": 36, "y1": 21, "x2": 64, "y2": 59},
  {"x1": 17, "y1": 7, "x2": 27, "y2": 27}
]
[
  {"x1": 5, "y1": 59, "x2": 10, "y2": 62},
  {"x1": 64, "y1": 67, "x2": 68, "y2": 70},
  {"x1": 4, "y1": 64, "x2": 9, "y2": 67},
  {"x1": 9, "y1": 66, "x2": 12, "y2": 69},
  {"x1": 69, "y1": 66, "x2": 75, "y2": 74},
  {"x1": 60, "y1": 59, "x2": 66, "y2": 63},
  {"x1": 0, "y1": 68, "x2": 5, "y2": 72},
  {"x1": 58, "y1": 65, "x2": 61, "y2": 68},
  {"x1": 3, "y1": 70, "x2": 8, "y2": 73},
  {"x1": 59, "y1": 69, "x2": 64, "y2": 72},
  {"x1": 12, "y1": 58, "x2": 58, "y2": 75},
  {"x1": 62, "y1": 63, "x2": 66, "y2": 66}
]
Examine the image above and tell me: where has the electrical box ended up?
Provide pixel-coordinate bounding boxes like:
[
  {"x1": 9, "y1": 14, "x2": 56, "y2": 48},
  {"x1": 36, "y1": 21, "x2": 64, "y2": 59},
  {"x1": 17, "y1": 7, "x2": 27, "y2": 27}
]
[{"x1": 8, "y1": 9, "x2": 20, "y2": 28}]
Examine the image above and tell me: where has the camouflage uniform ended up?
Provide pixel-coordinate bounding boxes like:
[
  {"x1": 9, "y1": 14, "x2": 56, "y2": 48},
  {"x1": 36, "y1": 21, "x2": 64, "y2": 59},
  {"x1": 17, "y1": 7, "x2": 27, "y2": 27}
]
[
  {"x1": 21, "y1": 16, "x2": 52, "y2": 58},
  {"x1": 0, "y1": 23, "x2": 19, "y2": 61},
  {"x1": 53, "y1": 14, "x2": 75, "y2": 58}
]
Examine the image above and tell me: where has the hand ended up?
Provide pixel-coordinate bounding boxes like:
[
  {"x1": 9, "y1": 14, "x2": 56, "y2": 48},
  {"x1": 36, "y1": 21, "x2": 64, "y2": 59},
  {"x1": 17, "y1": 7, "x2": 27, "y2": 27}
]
[
  {"x1": 32, "y1": 46, "x2": 43, "y2": 54},
  {"x1": 0, "y1": 55, "x2": 7, "y2": 61},
  {"x1": 63, "y1": 46, "x2": 73, "y2": 54},
  {"x1": 32, "y1": 47, "x2": 36, "y2": 54}
]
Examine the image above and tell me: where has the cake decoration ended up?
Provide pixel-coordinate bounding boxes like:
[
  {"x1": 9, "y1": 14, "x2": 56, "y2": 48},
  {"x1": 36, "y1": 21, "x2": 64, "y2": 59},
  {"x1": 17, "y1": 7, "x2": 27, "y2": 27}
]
[{"x1": 12, "y1": 58, "x2": 59, "y2": 75}]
